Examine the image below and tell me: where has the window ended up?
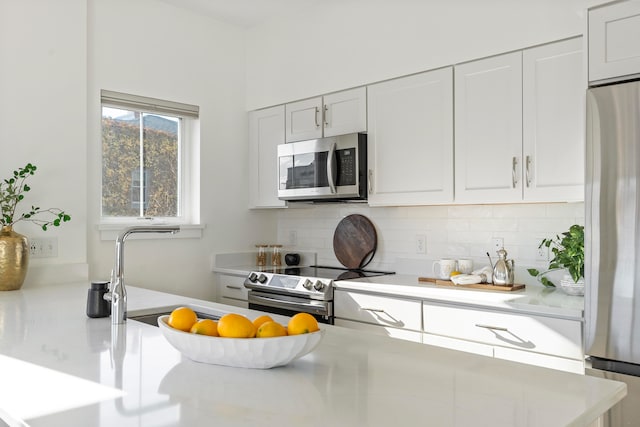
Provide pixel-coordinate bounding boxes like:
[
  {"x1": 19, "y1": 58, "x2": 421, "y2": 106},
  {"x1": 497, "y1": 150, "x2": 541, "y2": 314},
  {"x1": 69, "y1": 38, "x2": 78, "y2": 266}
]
[{"x1": 100, "y1": 90, "x2": 199, "y2": 225}]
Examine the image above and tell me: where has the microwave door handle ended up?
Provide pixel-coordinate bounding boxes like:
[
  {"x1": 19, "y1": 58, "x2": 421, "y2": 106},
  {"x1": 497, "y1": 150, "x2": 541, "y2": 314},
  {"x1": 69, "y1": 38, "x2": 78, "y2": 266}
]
[{"x1": 327, "y1": 142, "x2": 337, "y2": 194}]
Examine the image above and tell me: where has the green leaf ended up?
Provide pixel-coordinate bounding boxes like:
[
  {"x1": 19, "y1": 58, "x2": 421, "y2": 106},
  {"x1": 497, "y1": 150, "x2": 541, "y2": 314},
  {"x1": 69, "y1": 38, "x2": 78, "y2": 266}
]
[{"x1": 540, "y1": 277, "x2": 556, "y2": 287}]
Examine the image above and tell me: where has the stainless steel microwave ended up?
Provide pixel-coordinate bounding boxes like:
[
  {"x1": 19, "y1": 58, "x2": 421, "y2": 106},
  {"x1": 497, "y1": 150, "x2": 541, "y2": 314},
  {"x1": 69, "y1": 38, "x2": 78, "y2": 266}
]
[{"x1": 277, "y1": 133, "x2": 367, "y2": 202}]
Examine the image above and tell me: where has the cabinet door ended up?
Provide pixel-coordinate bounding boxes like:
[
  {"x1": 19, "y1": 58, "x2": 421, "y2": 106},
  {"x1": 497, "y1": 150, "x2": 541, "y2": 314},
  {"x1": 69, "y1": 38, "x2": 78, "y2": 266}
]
[
  {"x1": 323, "y1": 87, "x2": 367, "y2": 137},
  {"x1": 523, "y1": 38, "x2": 584, "y2": 202},
  {"x1": 335, "y1": 318, "x2": 422, "y2": 343},
  {"x1": 455, "y1": 52, "x2": 523, "y2": 203},
  {"x1": 216, "y1": 274, "x2": 248, "y2": 308},
  {"x1": 249, "y1": 106, "x2": 287, "y2": 208},
  {"x1": 285, "y1": 97, "x2": 323, "y2": 142},
  {"x1": 367, "y1": 67, "x2": 454, "y2": 206},
  {"x1": 589, "y1": 1, "x2": 640, "y2": 83}
]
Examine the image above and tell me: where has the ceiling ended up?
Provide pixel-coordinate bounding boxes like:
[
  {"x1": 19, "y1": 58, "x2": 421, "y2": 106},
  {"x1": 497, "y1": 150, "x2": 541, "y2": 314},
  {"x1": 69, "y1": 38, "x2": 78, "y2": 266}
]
[{"x1": 156, "y1": 0, "x2": 320, "y2": 28}]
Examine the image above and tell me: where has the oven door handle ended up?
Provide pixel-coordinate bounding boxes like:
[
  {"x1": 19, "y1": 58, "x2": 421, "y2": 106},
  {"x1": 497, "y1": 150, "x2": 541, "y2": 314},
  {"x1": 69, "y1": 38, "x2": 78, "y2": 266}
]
[
  {"x1": 248, "y1": 293, "x2": 329, "y2": 316},
  {"x1": 327, "y1": 141, "x2": 337, "y2": 194}
]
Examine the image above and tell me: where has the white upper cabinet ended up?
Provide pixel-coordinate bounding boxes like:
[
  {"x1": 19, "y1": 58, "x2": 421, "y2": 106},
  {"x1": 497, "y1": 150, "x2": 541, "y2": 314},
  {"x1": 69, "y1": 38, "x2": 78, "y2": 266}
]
[
  {"x1": 323, "y1": 88, "x2": 367, "y2": 137},
  {"x1": 249, "y1": 105, "x2": 287, "y2": 208},
  {"x1": 285, "y1": 87, "x2": 366, "y2": 143},
  {"x1": 455, "y1": 39, "x2": 584, "y2": 204},
  {"x1": 454, "y1": 52, "x2": 523, "y2": 203},
  {"x1": 523, "y1": 37, "x2": 584, "y2": 202},
  {"x1": 589, "y1": 0, "x2": 640, "y2": 83},
  {"x1": 285, "y1": 97, "x2": 323, "y2": 142},
  {"x1": 367, "y1": 67, "x2": 454, "y2": 206}
]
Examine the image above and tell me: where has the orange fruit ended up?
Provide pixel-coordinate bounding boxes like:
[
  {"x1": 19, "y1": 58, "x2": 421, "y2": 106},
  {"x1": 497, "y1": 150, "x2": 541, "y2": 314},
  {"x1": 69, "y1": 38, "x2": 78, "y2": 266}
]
[
  {"x1": 217, "y1": 313, "x2": 256, "y2": 338},
  {"x1": 167, "y1": 307, "x2": 198, "y2": 332},
  {"x1": 287, "y1": 312, "x2": 319, "y2": 335},
  {"x1": 190, "y1": 319, "x2": 219, "y2": 336},
  {"x1": 256, "y1": 321, "x2": 287, "y2": 338},
  {"x1": 252, "y1": 314, "x2": 274, "y2": 330}
]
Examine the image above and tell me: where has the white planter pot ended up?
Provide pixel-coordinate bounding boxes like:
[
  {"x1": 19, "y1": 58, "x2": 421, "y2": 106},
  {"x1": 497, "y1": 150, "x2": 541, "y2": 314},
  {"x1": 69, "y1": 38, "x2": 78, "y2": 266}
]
[{"x1": 560, "y1": 274, "x2": 585, "y2": 296}]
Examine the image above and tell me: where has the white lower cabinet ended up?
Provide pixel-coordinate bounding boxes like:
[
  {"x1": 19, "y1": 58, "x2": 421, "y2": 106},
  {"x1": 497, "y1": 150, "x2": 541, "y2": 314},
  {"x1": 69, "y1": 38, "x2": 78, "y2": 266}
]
[
  {"x1": 334, "y1": 318, "x2": 422, "y2": 343},
  {"x1": 216, "y1": 274, "x2": 248, "y2": 308},
  {"x1": 335, "y1": 289, "x2": 584, "y2": 373},
  {"x1": 334, "y1": 290, "x2": 422, "y2": 343},
  {"x1": 423, "y1": 302, "x2": 584, "y2": 373},
  {"x1": 422, "y1": 332, "x2": 493, "y2": 357}
]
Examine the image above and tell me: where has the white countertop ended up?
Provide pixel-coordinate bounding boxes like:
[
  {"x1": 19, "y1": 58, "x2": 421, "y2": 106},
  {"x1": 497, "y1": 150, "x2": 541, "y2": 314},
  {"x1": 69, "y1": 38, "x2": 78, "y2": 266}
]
[
  {"x1": 335, "y1": 274, "x2": 584, "y2": 320},
  {"x1": 0, "y1": 282, "x2": 622, "y2": 426}
]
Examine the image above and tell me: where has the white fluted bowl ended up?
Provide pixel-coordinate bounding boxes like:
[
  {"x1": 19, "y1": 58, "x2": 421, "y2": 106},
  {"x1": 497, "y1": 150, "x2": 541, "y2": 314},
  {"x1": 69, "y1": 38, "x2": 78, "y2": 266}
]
[{"x1": 157, "y1": 315, "x2": 324, "y2": 369}]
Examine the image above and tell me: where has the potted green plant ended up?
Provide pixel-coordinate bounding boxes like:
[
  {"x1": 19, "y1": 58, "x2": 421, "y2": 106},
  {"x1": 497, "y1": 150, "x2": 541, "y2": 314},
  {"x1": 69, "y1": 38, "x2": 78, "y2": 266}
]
[
  {"x1": 527, "y1": 224, "x2": 584, "y2": 295},
  {"x1": 0, "y1": 163, "x2": 71, "y2": 290}
]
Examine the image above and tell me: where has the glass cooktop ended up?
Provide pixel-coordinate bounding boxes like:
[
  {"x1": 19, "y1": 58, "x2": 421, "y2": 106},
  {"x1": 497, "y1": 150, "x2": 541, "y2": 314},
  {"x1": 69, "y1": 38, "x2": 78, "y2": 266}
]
[{"x1": 258, "y1": 265, "x2": 395, "y2": 281}]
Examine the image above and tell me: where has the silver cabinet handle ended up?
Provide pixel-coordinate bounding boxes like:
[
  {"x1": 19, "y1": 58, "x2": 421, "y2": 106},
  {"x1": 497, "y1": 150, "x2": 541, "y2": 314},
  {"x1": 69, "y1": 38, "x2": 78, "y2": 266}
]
[
  {"x1": 368, "y1": 169, "x2": 373, "y2": 194},
  {"x1": 360, "y1": 307, "x2": 385, "y2": 313},
  {"x1": 475, "y1": 323, "x2": 508, "y2": 332},
  {"x1": 323, "y1": 104, "x2": 329, "y2": 127},
  {"x1": 314, "y1": 106, "x2": 320, "y2": 128},
  {"x1": 511, "y1": 156, "x2": 519, "y2": 188},
  {"x1": 525, "y1": 155, "x2": 532, "y2": 187},
  {"x1": 226, "y1": 285, "x2": 242, "y2": 290}
]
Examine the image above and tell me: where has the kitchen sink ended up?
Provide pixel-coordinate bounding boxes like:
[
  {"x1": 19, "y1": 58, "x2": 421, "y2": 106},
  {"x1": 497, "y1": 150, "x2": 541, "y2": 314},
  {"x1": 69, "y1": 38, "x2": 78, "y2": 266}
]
[{"x1": 128, "y1": 304, "x2": 224, "y2": 327}]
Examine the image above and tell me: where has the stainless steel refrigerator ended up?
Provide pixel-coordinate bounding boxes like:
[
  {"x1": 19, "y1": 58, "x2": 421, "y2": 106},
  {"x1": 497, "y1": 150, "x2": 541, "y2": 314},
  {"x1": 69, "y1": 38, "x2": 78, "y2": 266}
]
[{"x1": 585, "y1": 79, "x2": 640, "y2": 426}]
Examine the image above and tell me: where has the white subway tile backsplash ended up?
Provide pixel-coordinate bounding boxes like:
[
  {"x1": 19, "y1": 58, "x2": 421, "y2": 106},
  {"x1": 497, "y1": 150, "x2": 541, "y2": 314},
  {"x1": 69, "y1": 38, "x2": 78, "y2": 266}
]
[
  {"x1": 276, "y1": 202, "x2": 584, "y2": 273},
  {"x1": 447, "y1": 205, "x2": 494, "y2": 218}
]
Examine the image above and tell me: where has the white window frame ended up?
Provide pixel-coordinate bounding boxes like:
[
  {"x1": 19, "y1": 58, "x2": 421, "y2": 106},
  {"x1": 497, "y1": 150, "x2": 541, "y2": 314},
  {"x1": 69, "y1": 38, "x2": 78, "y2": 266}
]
[{"x1": 99, "y1": 90, "x2": 202, "y2": 240}]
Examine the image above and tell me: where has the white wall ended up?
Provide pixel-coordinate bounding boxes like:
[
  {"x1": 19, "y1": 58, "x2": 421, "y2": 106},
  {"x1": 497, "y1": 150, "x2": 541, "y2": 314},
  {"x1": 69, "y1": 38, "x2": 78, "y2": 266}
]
[
  {"x1": 86, "y1": 0, "x2": 277, "y2": 300},
  {"x1": 245, "y1": 0, "x2": 602, "y2": 109},
  {"x1": 0, "y1": 0, "x2": 89, "y2": 285}
]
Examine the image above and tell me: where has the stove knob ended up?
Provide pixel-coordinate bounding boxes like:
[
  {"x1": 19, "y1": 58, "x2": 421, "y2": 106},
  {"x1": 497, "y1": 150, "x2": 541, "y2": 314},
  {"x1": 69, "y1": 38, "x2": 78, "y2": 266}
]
[
  {"x1": 248, "y1": 272, "x2": 258, "y2": 282},
  {"x1": 313, "y1": 280, "x2": 325, "y2": 291},
  {"x1": 257, "y1": 274, "x2": 268, "y2": 284},
  {"x1": 302, "y1": 279, "x2": 313, "y2": 290}
]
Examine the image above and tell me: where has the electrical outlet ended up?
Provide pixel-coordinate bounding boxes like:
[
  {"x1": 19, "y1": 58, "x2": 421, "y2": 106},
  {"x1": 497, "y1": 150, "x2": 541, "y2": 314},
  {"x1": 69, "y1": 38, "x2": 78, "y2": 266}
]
[
  {"x1": 29, "y1": 237, "x2": 58, "y2": 258},
  {"x1": 416, "y1": 235, "x2": 426, "y2": 254},
  {"x1": 491, "y1": 237, "x2": 504, "y2": 253}
]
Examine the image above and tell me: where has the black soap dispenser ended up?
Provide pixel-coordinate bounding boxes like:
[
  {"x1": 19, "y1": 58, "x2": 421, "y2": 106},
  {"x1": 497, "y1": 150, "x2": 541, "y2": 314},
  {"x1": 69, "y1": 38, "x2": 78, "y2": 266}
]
[{"x1": 86, "y1": 281, "x2": 111, "y2": 318}]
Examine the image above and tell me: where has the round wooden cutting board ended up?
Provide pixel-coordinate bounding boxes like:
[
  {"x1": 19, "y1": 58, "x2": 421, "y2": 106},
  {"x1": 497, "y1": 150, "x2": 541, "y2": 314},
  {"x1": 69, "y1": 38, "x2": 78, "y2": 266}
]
[{"x1": 333, "y1": 214, "x2": 378, "y2": 269}]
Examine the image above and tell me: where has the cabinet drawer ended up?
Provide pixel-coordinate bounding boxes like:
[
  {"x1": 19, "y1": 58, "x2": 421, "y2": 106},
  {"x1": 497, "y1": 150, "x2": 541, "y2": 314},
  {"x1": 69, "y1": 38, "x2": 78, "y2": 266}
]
[
  {"x1": 217, "y1": 274, "x2": 248, "y2": 301},
  {"x1": 335, "y1": 319, "x2": 422, "y2": 343},
  {"x1": 493, "y1": 346, "x2": 584, "y2": 374},
  {"x1": 422, "y1": 333, "x2": 494, "y2": 358},
  {"x1": 423, "y1": 304, "x2": 582, "y2": 360},
  {"x1": 335, "y1": 290, "x2": 421, "y2": 331}
]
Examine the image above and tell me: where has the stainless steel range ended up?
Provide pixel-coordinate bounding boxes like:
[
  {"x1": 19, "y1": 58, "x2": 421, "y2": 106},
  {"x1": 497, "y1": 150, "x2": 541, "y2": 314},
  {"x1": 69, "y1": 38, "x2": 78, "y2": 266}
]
[{"x1": 244, "y1": 266, "x2": 394, "y2": 324}]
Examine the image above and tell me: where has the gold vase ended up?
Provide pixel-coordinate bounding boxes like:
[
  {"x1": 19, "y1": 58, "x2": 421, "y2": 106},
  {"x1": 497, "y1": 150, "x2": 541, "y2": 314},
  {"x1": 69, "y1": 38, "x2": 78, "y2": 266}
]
[{"x1": 0, "y1": 226, "x2": 29, "y2": 291}]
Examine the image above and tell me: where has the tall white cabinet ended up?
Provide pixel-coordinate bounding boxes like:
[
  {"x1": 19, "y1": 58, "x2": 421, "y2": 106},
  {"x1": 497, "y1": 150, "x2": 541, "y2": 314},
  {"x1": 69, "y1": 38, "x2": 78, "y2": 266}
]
[
  {"x1": 248, "y1": 105, "x2": 287, "y2": 208},
  {"x1": 367, "y1": 67, "x2": 454, "y2": 206},
  {"x1": 522, "y1": 37, "x2": 584, "y2": 202},
  {"x1": 455, "y1": 38, "x2": 583, "y2": 203},
  {"x1": 284, "y1": 87, "x2": 367, "y2": 143},
  {"x1": 454, "y1": 52, "x2": 523, "y2": 203}
]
